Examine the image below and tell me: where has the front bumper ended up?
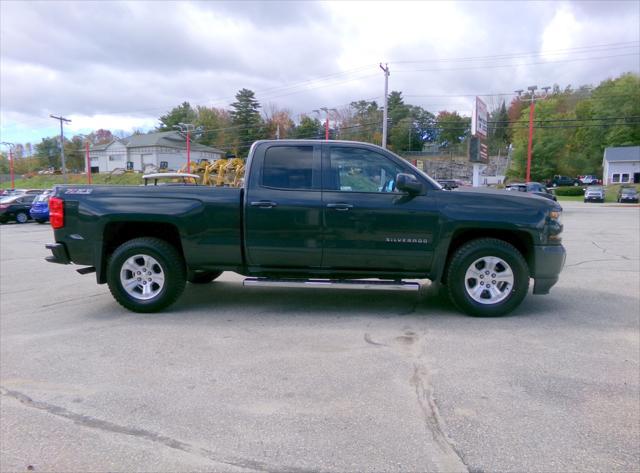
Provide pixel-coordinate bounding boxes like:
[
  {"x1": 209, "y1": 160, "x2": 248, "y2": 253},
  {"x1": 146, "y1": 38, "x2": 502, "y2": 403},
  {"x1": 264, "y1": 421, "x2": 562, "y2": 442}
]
[
  {"x1": 585, "y1": 195, "x2": 604, "y2": 201},
  {"x1": 532, "y1": 244, "x2": 566, "y2": 295},
  {"x1": 45, "y1": 243, "x2": 71, "y2": 264}
]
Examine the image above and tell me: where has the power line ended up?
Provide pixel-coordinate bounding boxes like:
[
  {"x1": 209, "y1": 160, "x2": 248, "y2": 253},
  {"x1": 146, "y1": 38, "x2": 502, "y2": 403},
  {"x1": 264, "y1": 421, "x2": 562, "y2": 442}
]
[
  {"x1": 394, "y1": 53, "x2": 639, "y2": 73},
  {"x1": 391, "y1": 41, "x2": 639, "y2": 65}
]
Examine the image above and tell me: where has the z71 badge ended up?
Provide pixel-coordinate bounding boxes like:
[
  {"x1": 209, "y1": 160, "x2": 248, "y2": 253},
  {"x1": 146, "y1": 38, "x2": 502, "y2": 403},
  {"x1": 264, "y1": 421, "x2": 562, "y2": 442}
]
[{"x1": 65, "y1": 188, "x2": 93, "y2": 195}]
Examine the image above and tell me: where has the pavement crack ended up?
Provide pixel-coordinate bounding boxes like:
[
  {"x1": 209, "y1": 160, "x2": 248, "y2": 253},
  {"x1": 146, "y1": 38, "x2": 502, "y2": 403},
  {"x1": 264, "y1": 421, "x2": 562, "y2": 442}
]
[
  {"x1": 364, "y1": 332, "x2": 388, "y2": 347},
  {"x1": 0, "y1": 387, "x2": 319, "y2": 473},
  {"x1": 408, "y1": 356, "x2": 468, "y2": 473},
  {"x1": 591, "y1": 240, "x2": 607, "y2": 253}
]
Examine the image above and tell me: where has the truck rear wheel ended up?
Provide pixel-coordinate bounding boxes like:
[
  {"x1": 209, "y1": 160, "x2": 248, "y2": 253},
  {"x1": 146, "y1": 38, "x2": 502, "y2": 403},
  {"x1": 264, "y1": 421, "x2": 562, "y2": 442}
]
[
  {"x1": 107, "y1": 237, "x2": 186, "y2": 313},
  {"x1": 187, "y1": 270, "x2": 223, "y2": 284},
  {"x1": 446, "y1": 238, "x2": 529, "y2": 317}
]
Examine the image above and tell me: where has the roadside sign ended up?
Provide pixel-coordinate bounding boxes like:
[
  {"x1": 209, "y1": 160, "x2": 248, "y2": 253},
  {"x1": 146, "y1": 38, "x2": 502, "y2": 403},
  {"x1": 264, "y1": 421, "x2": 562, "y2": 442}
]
[{"x1": 472, "y1": 97, "x2": 488, "y2": 139}]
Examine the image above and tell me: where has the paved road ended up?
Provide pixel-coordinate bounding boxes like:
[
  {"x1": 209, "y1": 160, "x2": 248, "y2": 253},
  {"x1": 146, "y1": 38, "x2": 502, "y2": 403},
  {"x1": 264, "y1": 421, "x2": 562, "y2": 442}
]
[{"x1": 1, "y1": 202, "x2": 638, "y2": 473}]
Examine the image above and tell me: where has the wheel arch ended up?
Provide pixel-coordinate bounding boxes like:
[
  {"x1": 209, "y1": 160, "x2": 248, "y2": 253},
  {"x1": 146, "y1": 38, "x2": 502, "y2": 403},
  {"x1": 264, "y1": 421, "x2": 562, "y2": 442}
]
[
  {"x1": 98, "y1": 221, "x2": 184, "y2": 284},
  {"x1": 440, "y1": 228, "x2": 534, "y2": 283}
]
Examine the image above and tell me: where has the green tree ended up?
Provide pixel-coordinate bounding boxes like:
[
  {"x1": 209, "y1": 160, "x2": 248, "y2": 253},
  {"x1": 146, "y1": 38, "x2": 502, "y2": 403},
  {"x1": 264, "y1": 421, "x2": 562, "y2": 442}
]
[
  {"x1": 35, "y1": 137, "x2": 61, "y2": 168},
  {"x1": 293, "y1": 115, "x2": 322, "y2": 139},
  {"x1": 436, "y1": 111, "x2": 470, "y2": 146},
  {"x1": 157, "y1": 102, "x2": 197, "y2": 131},
  {"x1": 230, "y1": 89, "x2": 264, "y2": 157},
  {"x1": 489, "y1": 101, "x2": 510, "y2": 149}
]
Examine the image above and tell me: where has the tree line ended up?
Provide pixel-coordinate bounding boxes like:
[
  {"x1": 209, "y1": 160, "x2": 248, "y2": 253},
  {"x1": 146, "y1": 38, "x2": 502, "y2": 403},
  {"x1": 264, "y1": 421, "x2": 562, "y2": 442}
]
[{"x1": 2, "y1": 72, "x2": 638, "y2": 180}]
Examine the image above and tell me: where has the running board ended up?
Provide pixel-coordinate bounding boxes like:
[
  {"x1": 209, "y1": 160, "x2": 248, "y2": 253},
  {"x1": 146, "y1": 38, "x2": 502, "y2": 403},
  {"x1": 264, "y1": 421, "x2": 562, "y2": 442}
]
[{"x1": 242, "y1": 278, "x2": 420, "y2": 291}]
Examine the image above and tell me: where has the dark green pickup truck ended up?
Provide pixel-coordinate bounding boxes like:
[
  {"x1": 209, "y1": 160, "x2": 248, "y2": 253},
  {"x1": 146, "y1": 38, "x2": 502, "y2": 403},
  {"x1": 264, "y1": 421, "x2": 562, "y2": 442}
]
[{"x1": 46, "y1": 140, "x2": 565, "y2": 317}]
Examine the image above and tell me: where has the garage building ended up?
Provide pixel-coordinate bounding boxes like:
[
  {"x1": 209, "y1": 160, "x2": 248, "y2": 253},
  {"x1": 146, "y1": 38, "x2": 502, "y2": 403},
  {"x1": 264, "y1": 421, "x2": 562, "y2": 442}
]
[
  {"x1": 88, "y1": 131, "x2": 224, "y2": 173},
  {"x1": 602, "y1": 145, "x2": 640, "y2": 185}
]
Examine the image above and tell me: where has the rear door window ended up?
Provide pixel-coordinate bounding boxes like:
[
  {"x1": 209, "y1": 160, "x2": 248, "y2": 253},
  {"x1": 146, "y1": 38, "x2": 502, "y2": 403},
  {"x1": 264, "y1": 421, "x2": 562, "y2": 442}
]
[{"x1": 262, "y1": 146, "x2": 313, "y2": 190}]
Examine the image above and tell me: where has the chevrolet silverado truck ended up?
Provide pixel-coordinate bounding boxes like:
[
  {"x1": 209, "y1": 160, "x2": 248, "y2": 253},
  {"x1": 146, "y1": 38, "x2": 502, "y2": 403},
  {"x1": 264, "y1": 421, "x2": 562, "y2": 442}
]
[{"x1": 45, "y1": 140, "x2": 565, "y2": 317}]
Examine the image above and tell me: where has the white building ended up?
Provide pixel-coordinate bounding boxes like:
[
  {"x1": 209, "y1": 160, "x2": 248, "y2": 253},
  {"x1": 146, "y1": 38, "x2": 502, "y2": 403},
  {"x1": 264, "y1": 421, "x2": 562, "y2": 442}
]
[
  {"x1": 88, "y1": 131, "x2": 224, "y2": 173},
  {"x1": 602, "y1": 146, "x2": 640, "y2": 185}
]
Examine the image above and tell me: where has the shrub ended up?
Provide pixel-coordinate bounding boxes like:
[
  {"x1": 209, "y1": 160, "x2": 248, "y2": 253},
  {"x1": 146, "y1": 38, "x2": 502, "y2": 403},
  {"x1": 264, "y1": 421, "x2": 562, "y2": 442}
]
[{"x1": 552, "y1": 186, "x2": 585, "y2": 196}]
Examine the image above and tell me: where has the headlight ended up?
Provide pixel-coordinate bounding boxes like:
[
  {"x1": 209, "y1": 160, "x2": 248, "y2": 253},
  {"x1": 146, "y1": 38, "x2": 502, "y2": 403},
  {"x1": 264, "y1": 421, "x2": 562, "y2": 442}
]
[
  {"x1": 549, "y1": 210, "x2": 562, "y2": 224},
  {"x1": 548, "y1": 210, "x2": 563, "y2": 241}
]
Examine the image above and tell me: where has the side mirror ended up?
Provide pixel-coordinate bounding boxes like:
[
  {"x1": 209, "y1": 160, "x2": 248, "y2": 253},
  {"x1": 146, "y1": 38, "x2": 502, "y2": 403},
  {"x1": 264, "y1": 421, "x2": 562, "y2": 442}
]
[{"x1": 396, "y1": 173, "x2": 423, "y2": 194}]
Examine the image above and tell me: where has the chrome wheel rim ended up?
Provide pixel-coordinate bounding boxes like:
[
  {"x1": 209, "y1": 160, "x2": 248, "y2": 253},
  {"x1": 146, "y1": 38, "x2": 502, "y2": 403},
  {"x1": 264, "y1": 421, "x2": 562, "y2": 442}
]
[
  {"x1": 120, "y1": 254, "x2": 165, "y2": 300},
  {"x1": 464, "y1": 256, "x2": 514, "y2": 305}
]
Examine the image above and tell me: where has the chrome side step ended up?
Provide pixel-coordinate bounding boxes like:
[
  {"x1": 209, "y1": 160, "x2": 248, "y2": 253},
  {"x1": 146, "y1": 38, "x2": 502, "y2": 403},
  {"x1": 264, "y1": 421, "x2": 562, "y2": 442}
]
[{"x1": 242, "y1": 278, "x2": 420, "y2": 292}]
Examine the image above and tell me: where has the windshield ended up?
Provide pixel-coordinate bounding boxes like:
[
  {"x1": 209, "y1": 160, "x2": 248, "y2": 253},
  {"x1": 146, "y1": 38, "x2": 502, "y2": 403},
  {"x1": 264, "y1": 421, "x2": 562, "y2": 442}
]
[
  {"x1": 34, "y1": 194, "x2": 50, "y2": 203},
  {"x1": 622, "y1": 188, "x2": 637, "y2": 194}
]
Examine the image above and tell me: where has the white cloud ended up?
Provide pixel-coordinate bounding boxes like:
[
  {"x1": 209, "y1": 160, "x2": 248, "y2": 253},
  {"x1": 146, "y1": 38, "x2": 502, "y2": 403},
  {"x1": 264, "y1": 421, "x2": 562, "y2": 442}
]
[{"x1": 0, "y1": 0, "x2": 638, "y2": 145}]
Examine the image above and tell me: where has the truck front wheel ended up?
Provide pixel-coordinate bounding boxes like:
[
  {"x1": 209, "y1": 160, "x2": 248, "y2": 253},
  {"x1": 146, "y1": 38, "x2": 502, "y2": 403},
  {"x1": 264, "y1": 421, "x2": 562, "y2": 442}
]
[
  {"x1": 446, "y1": 238, "x2": 529, "y2": 317},
  {"x1": 107, "y1": 237, "x2": 186, "y2": 313}
]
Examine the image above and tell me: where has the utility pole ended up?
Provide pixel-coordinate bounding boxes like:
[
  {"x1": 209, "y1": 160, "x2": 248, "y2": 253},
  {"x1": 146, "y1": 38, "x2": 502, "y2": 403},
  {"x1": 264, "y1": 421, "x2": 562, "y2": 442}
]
[
  {"x1": 515, "y1": 86, "x2": 549, "y2": 182},
  {"x1": 1, "y1": 142, "x2": 15, "y2": 190},
  {"x1": 50, "y1": 114, "x2": 71, "y2": 183},
  {"x1": 380, "y1": 63, "x2": 390, "y2": 149}
]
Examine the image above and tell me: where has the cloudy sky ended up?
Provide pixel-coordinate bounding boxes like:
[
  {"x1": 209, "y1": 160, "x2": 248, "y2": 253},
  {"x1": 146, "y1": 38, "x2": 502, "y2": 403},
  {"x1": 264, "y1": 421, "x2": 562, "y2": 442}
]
[{"x1": 1, "y1": 0, "x2": 639, "y2": 147}]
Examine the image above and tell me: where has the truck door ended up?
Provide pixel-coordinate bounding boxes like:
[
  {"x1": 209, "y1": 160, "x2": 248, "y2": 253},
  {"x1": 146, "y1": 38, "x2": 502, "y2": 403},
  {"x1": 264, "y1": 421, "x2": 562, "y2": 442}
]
[
  {"x1": 244, "y1": 143, "x2": 323, "y2": 268},
  {"x1": 321, "y1": 144, "x2": 438, "y2": 272}
]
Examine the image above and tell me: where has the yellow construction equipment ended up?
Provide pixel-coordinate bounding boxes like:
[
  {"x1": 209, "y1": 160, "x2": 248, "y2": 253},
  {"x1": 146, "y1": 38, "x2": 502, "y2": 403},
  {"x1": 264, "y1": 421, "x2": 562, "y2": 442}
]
[{"x1": 180, "y1": 158, "x2": 245, "y2": 187}]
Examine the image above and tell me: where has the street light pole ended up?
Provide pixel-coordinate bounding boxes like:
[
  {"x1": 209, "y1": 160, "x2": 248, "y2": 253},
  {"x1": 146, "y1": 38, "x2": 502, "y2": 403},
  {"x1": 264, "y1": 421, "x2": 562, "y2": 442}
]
[
  {"x1": 1, "y1": 142, "x2": 15, "y2": 189},
  {"x1": 515, "y1": 86, "x2": 549, "y2": 182},
  {"x1": 85, "y1": 139, "x2": 92, "y2": 184},
  {"x1": 380, "y1": 63, "x2": 390, "y2": 149},
  {"x1": 174, "y1": 123, "x2": 196, "y2": 173}
]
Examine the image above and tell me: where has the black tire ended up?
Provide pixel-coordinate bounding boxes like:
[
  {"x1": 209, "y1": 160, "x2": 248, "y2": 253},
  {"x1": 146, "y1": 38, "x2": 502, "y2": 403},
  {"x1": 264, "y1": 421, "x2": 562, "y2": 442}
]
[
  {"x1": 15, "y1": 212, "x2": 28, "y2": 224},
  {"x1": 107, "y1": 237, "x2": 186, "y2": 313},
  {"x1": 187, "y1": 270, "x2": 223, "y2": 284},
  {"x1": 445, "y1": 238, "x2": 529, "y2": 317}
]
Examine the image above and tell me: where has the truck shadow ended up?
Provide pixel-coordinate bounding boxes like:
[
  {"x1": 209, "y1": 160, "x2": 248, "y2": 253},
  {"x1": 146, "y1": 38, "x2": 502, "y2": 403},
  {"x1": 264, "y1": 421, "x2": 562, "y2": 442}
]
[
  {"x1": 167, "y1": 279, "x2": 461, "y2": 319},
  {"x1": 161, "y1": 279, "x2": 575, "y2": 320}
]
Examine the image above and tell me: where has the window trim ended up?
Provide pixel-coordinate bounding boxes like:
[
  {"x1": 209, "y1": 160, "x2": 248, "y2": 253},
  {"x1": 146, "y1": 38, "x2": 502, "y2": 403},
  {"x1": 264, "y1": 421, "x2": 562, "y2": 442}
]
[{"x1": 612, "y1": 173, "x2": 620, "y2": 183}]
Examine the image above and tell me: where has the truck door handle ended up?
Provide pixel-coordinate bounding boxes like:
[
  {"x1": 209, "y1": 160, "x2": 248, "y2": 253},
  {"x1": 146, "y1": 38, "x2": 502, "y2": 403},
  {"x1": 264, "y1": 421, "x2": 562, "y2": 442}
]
[
  {"x1": 250, "y1": 201, "x2": 278, "y2": 208},
  {"x1": 326, "y1": 203, "x2": 353, "y2": 211}
]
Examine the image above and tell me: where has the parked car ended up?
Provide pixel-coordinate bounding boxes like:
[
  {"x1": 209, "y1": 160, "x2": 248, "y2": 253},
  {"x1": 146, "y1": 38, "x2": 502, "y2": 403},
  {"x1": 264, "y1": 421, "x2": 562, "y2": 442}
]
[
  {"x1": 0, "y1": 188, "x2": 43, "y2": 197},
  {"x1": 505, "y1": 182, "x2": 557, "y2": 201},
  {"x1": 437, "y1": 179, "x2": 458, "y2": 190},
  {"x1": 584, "y1": 185, "x2": 605, "y2": 203},
  {"x1": 548, "y1": 175, "x2": 581, "y2": 187},
  {"x1": 617, "y1": 186, "x2": 639, "y2": 203},
  {"x1": 0, "y1": 194, "x2": 40, "y2": 223},
  {"x1": 30, "y1": 191, "x2": 53, "y2": 223},
  {"x1": 579, "y1": 175, "x2": 601, "y2": 185}
]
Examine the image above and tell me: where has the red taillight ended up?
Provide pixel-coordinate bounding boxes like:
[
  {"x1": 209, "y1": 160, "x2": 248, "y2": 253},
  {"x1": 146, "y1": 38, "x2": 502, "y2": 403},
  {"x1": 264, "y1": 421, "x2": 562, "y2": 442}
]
[{"x1": 49, "y1": 197, "x2": 64, "y2": 229}]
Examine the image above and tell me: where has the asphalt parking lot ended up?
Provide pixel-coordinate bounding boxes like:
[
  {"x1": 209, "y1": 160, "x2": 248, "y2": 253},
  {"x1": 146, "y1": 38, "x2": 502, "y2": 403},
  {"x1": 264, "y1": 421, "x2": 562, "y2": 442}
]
[{"x1": 1, "y1": 201, "x2": 639, "y2": 473}]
